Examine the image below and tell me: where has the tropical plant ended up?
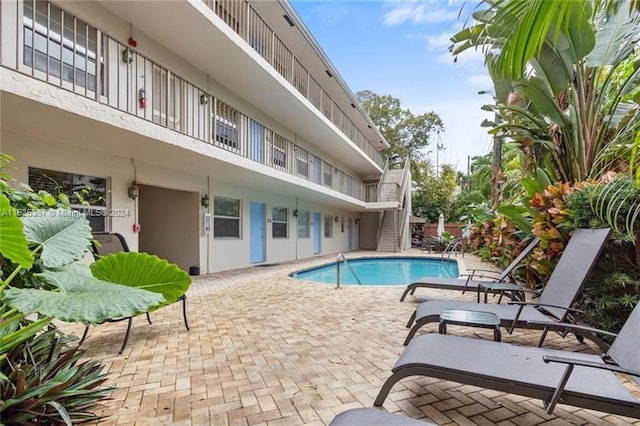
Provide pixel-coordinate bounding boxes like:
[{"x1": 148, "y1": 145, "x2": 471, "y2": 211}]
[
  {"x1": 453, "y1": 0, "x2": 640, "y2": 195},
  {"x1": 0, "y1": 164, "x2": 191, "y2": 424},
  {"x1": 1, "y1": 328, "x2": 111, "y2": 424}
]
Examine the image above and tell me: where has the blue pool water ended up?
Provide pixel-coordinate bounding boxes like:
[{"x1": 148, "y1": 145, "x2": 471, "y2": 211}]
[{"x1": 290, "y1": 257, "x2": 459, "y2": 286}]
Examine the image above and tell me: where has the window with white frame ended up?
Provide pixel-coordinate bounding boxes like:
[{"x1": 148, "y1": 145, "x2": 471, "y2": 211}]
[
  {"x1": 215, "y1": 100, "x2": 239, "y2": 150},
  {"x1": 272, "y1": 207, "x2": 288, "y2": 239},
  {"x1": 272, "y1": 134, "x2": 288, "y2": 169},
  {"x1": 296, "y1": 148, "x2": 309, "y2": 178},
  {"x1": 23, "y1": 0, "x2": 103, "y2": 93},
  {"x1": 28, "y1": 167, "x2": 107, "y2": 232},
  {"x1": 323, "y1": 162, "x2": 332, "y2": 187},
  {"x1": 214, "y1": 196, "x2": 240, "y2": 238},
  {"x1": 297, "y1": 210, "x2": 309, "y2": 238},
  {"x1": 324, "y1": 214, "x2": 333, "y2": 238}
]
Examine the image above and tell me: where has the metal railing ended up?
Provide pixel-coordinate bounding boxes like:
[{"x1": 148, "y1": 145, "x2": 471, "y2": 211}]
[
  {"x1": 336, "y1": 253, "x2": 361, "y2": 289},
  {"x1": 4, "y1": 0, "x2": 373, "y2": 202},
  {"x1": 397, "y1": 158, "x2": 412, "y2": 248},
  {"x1": 201, "y1": 0, "x2": 384, "y2": 169}
]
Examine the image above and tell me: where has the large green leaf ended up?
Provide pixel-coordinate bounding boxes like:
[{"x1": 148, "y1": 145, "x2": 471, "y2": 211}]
[
  {"x1": 586, "y1": 7, "x2": 639, "y2": 67},
  {"x1": 2, "y1": 267, "x2": 164, "y2": 324},
  {"x1": 21, "y1": 209, "x2": 92, "y2": 269},
  {"x1": 91, "y1": 252, "x2": 191, "y2": 308},
  {"x1": 0, "y1": 194, "x2": 33, "y2": 268},
  {"x1": 522, "y1": 77, "x2": 570, "y2": 128}
]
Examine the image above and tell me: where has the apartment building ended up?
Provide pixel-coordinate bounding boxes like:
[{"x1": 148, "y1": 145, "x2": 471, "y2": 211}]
[{"x1": 0, "y1": 0, "x2": 411, "y2": 273}]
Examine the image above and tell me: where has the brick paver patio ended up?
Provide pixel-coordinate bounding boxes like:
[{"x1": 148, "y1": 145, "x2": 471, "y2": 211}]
[{"x1": 59, "y1": 251, "x2": 640, "y2": 425}]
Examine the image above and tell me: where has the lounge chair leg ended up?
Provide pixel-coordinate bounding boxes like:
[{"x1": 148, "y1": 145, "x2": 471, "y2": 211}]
[
  {"x1": 546, "y1": 364, "x2": 573, "y2": 414},
  {"x1": 400, "y1": 287, "x2": 412, "y2": 302},
  {"x1": 79, "y1": 325, "x2": 90, "y2": 346},
  {"x1": 403, "y1": 322, "x2": 423, "y2": 346},
  {"x1": 181, "y1": 295, "x2": 190, "y2": 331},
  {"x1": 119, "y1": 317, "x2": 133, "y2": 355},
  {"x1": 374, "y1": 369, "x2": 421, "y2": 407},
  {"x1": 537, "y1": 327, "x2": 549, "y2": 347},
  {"x1": 405, "y1": 311, "x2": 416, "y2": 328},
  {"x1": 146, "y1": 313, "x2": 153, "y2": 325}
]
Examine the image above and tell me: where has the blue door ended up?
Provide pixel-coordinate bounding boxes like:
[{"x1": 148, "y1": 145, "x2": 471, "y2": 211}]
[
  {"x1": 248, "y1": 120, "x2": 264, "y2": 163},
  {"x1": 313, "y1": 212, "x2": 321, "y2": 255},
  {"x1": 250, "y1": 202, "x2": 265, "y2": 263},
  {"x1": 348, "y1": 217, "x2": 353, "y2": 250}
]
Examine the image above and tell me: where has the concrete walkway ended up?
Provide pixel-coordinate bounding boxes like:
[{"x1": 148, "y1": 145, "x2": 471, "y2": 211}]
[{"x1": 59, "y1": 251, "x2": 640, "y2": 425}]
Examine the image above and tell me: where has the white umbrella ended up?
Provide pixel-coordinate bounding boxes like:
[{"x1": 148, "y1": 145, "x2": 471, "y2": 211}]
[{"x1": 437, "y1": 213, "x2": 445, "y2": 238}]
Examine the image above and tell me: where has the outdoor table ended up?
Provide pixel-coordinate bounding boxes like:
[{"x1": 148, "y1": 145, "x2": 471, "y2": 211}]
[{"x1": 438, "y1": 309, "x2": 502, "y2": 341}]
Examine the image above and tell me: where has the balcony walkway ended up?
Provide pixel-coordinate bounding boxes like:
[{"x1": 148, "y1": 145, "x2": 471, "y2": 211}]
[{"x1": 58, "y1": 251, "x2": 640, "y2": 425}]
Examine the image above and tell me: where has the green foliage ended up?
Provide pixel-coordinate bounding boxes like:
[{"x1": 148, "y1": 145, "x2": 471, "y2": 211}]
[
  {"x1": 4, "y1": 267, "x2": 165, "y2": 324},
  {"x1": 454, "y1": 0, "x2": 640, "y2": 189},
  {"x1": 0, "y1": 161, "x2": 192, "y2": 424},
  {"x1": 0, "y1": 327, "x2": 112, "y2": 424},
  {"x1": 412, "y1": 165, "x2": 459, "y2": 222},
  {"x1": 91, "y1": 251, "x2": 191, "y2": 309},
  {"x1": 356, "y1": 90, "x2": 444, "y2": 178}
]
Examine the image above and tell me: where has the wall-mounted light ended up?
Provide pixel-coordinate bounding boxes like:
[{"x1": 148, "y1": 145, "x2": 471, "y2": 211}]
[
  {"x1": 199, "y1": 94, "x2": 208, "y2": 105},
  {"x1": 122, "y1": 47, "x2": 134, "y2": 64},
  {"x1": 293, "y1": 209, "x2": 298, "y2": 217},
  {"x1": 128, "y1": 182, "x2": 140, "y2": 200},
  {"x1": 355, "y1": 218, "x2": 360, "y2": 225},
  {"x1": 201, "y1": 194, "x2": 210, "y2": 209},
  {"x1": 325, "y1": 70, "x2": 333, "y2": 78},
  {"x1": 351, "y1": 103, "x2": 356, "y2": 108},
  {"x1": 334, "y1": 216, "x2": 339, "y2": 222}
]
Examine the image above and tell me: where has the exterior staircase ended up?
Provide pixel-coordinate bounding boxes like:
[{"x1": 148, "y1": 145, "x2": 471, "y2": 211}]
[{"x1": 376, "y1": 160, "x2": 411, "y2": 252}]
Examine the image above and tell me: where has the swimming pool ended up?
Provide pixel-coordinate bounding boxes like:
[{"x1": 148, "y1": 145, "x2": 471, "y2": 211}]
[{"x1": 289, "y1": 257, "x2": 459, "y2": 286}]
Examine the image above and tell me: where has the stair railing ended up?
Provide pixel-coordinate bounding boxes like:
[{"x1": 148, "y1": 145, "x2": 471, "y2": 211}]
[{"x1": 397, "y1": 158, "x2": 411, "y2": 250}]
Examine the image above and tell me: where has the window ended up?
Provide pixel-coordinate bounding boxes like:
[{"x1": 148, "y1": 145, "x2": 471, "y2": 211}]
[
  {"x1": 323, "y1": 162, "x2": 332, "y2": 187},
  {"x1": 272, "y1": 134, "x2": 288, "y2": 169},
  {"x1": 324, "y1": 214, "x2": 333, "y2": 238},
  {"x1": 214, "y1": 196, "x2": 240, "y2": 238},
  {"x1": 215, "y1": 100, "x2": 239, "y2": 150},
  {"x1": 23, "y1": 1, "x2": 103, "y2": 93},
  {"x1": 28, "y1": 167, "x2": 107, "y2": 232},
  {"x1": 272, "y1": 207, "x2": 288, "y2": 239},
  {"x1": 297, "y1": 210, "x2": 309, "y2": 239},
  {"x1": 296, "y1": 148, "x2": 308, "y2": 178}
]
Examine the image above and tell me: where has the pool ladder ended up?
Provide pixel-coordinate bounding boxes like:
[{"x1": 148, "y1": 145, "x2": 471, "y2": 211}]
[{"x1": 336, "y1": 253, "x2": 362, "y2": 289}]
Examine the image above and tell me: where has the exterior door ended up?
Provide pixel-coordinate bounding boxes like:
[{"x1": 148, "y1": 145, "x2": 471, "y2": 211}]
[
  {"x1": 348, "y1": 217, "x2": 353, "y2": 250},
  {"x1": 250, "y1": 202, "x2": 265, "y2": 263},
  {"x1": 313, "y1": 212, "x2": 321, "y2": 255}
]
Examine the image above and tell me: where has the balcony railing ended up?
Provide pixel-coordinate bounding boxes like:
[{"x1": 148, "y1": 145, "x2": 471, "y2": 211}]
[
  {"x1": 201, "y1": 0, "x2": 384, "y2": 169},
  {"x1": 3, "y1": 0, "x2": 371, "y2": 202}
]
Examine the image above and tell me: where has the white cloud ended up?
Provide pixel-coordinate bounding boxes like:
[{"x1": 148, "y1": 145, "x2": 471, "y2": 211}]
[
  {"x1": 467, "y1": 74, "x2": 493, "y2": 89},
  {"x1": 383, "y1": 1, "x2": 458, "y2": 26}
]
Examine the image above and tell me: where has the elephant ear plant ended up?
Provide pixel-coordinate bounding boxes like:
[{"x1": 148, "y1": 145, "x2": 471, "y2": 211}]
[{"x1": 0, "y1": 191, "x2": 191, "y2": 424}]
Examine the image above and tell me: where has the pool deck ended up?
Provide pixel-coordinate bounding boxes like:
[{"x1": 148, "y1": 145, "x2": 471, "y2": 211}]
[{"x1": 58, "y1": 250, "x2": 640, "y2": 425}]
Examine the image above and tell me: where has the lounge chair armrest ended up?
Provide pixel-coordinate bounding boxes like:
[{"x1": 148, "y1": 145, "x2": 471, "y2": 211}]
[
  {"x1": 543, "y1": 355, "x2": 640, "y2": 378},
  {"x1": 478, "y1": 282, "x2": 521, "y2": 291},
  {"x1": 507, "y1": 301, "x2": 586, "y2": 314},
  {"x1": 466, "y1": 268, "x2": 502, "y2": 277},
  {"x1": 460, "y1": 273, "x2": 502, "y2": 281},
  {"x1": 527, "y1": 320, "x2": 617, "y2": 338}
]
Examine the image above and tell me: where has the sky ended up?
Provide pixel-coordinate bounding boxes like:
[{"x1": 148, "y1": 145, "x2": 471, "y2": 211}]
[{"x1": 290, "y1": 0, "x2": 494, "y2": 172}]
